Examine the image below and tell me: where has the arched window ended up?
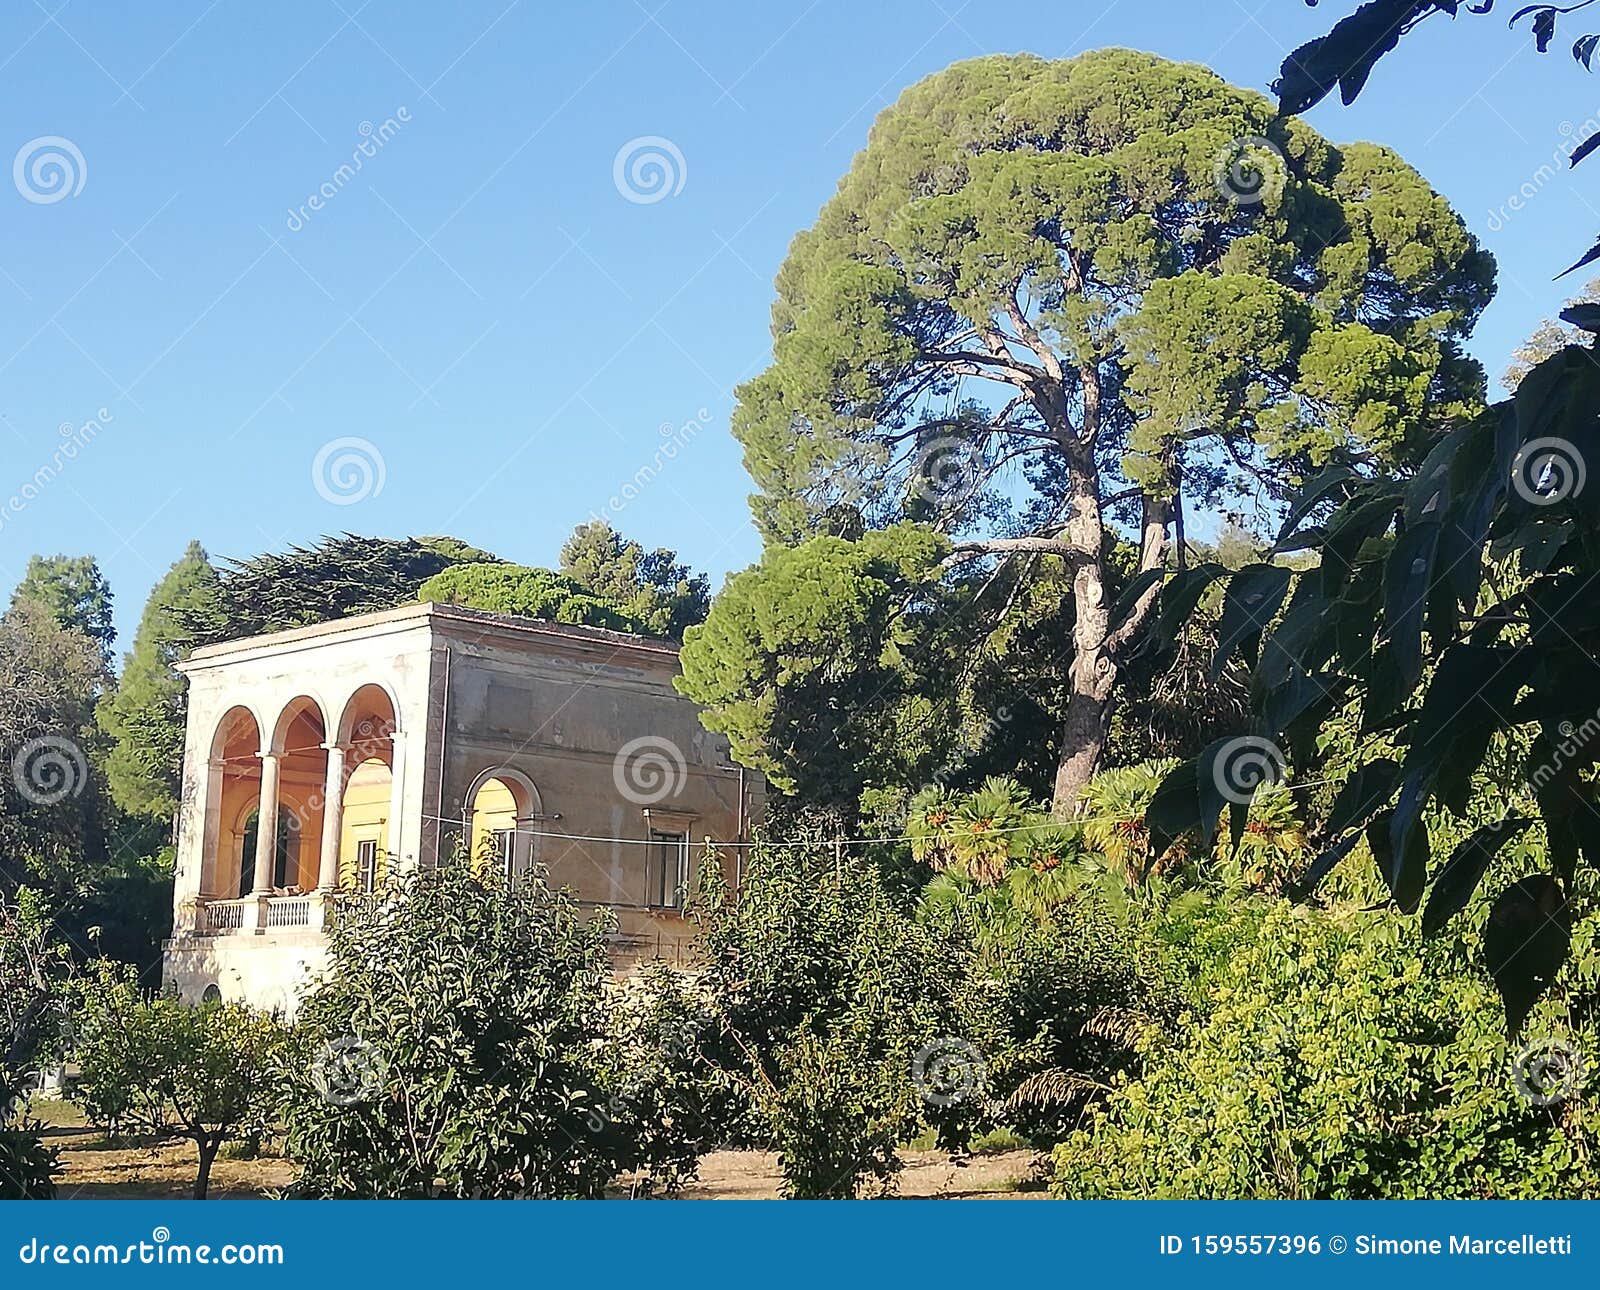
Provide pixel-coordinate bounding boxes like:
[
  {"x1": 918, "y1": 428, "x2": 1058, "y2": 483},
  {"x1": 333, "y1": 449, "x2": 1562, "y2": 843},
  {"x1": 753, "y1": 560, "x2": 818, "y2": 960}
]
[
  {"x1": 239, "y1": 807, "x2": 302, "y2": 895},
  {"x1": 464, "y1": 768, "x2": 541, "y2": 885}
]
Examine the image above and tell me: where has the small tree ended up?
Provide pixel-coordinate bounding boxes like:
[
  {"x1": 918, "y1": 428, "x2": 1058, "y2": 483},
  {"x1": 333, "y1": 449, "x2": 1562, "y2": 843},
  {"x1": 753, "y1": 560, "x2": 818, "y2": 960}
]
[
  {"x1": 280, "y1": 866, "x2": 636, "y2": 1198},
  {"x1": 71, "y1": 963, "x2": 287, "y2": 1198}
]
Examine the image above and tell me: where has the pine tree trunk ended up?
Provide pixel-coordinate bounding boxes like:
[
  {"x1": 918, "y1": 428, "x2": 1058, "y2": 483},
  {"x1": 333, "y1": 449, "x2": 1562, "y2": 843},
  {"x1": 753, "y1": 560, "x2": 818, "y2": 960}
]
[
  {"x1": 1051, "y1": 562, "x2": 1116, "y2": 813},
  {"x1": 1050, "y1": 490, "x2": 1170, "y2": 816}
]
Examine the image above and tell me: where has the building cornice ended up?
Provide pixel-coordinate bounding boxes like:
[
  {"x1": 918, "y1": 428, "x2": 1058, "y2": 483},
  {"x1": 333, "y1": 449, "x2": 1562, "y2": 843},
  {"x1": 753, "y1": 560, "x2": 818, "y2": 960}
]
[{"x1": 176, "y1": 602, "x2": 681, "y2": 674}]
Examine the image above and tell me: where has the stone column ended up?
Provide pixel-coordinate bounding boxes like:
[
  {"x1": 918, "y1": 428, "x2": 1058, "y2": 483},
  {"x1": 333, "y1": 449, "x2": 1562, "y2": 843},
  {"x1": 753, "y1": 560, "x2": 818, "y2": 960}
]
[
  {"x1": 176, "y1": 756, "x2": 225, "y2": 937},
  {"x1": 252, "y1": 750, "x2": 282, "y2": 895},
  {"x1": 318, "y1": 742, "x2": 347, "y2": 891},
  {"x1": 386, "y1": 731, "x2": 407, "y2": 874}
]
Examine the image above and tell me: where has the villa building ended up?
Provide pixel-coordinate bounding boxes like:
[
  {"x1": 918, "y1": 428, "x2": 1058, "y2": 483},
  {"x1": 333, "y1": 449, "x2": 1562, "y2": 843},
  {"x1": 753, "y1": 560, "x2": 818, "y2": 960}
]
[{"x1": 161, "y1": 602, "x2": 762, "y2": 1016}]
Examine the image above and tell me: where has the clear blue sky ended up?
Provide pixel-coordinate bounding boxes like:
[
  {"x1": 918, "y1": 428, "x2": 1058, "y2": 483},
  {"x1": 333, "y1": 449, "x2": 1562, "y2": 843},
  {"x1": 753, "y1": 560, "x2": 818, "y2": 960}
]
[{"x1": 3, "y1": 1, "x2": 1596, "y2": 650}]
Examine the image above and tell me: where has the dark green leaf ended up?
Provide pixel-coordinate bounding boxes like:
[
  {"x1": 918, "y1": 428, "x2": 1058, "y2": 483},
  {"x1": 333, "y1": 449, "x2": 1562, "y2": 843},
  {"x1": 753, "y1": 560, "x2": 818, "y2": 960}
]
[
  {"x1": 1144, "y1": 758, "x2": 1203, "y2": 865},
  {"x1": 1560, "y1": 302, "x2": 1600, "y2": 329},
  {"x1": 1104, "y1": 567, "x2": 1166, "y2": 637},
  {"x1": 1318, "y1": 494, "x2": 1401, "y2": 597},
  {"x1": 1556, "y1": 235, "x2": 1600, "y2": 278},
  {"x1": 1196, "y1": 736, "x2": 1286, "y2": 848},
  {"x1": 1212, "y1": 564, "x2": 1292, "y2": 680},
  {"x1": 1260, "y1": 670, "x2": 1345, "y2": 742},
  {"x1": 1366, "y1": 807, "x2": 1428, "y2": 913},
  {"x1": 1327, "y1": 758, "x2": 1400, "y2": 835},
  {"x1": 1382, "y1": 521, "x2": 1440, "y2": 690},
  {"x1": 1403, "y1": 644, "x2": 1524, "y2": 814},
  {"x1": 1153, "y1": 563, "x2": 1224, "y2": 650},
  {"x1": 1422, "y1": 817, "x2": 1534, "y2": 937},
  {"x1": 1274, "y1": 465, "x2": 1358, "y2": 550},
  {"x1": 1484, "y1": 875, "x2": 1570, "y2": 1034},
  {"x1": 1287, "y1": 829, "x2": 1362, "y2": 901}
]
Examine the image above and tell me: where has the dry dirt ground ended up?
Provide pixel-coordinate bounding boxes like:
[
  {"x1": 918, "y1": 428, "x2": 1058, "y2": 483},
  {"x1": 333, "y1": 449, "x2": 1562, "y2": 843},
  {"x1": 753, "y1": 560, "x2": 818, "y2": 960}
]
[{"x1": 31, "y1": 1100, "x2": 1045, "y2": 1200}]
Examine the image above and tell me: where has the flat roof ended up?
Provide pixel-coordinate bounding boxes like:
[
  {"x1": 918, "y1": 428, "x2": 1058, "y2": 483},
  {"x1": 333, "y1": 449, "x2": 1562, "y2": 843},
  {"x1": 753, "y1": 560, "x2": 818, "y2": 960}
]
[{"x1": 177, "y1": 601, "x2": 682, "y2": 671}]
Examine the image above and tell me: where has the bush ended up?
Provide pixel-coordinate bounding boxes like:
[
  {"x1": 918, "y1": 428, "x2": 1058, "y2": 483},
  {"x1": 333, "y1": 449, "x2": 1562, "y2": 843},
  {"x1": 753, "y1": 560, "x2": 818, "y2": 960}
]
[
  {"x1": 71, "y1": 963, "x2": 289, "y2": 1198},
  {"x1": 418, "y1": 563, "x2": 644, "y2": 634},
  {"x1": 281, "y1": 865, "x2": 672, "y2": 1198},
  {"x1": 0, "y1": 1120, "x2": 59, "y2": 1199},
  {"x1": 582, "y1": 962, "x2": 736, "y2": 1196},
  {"x1": 1051, "y1": 896, "x2": 1600, "y2": 1198},
  {"x1": 694, "y1": 848, "x2": 950, "y2": 1196},
  {"x1": 690, "y1": 840, "x2": 1168, "y2": 1192}
]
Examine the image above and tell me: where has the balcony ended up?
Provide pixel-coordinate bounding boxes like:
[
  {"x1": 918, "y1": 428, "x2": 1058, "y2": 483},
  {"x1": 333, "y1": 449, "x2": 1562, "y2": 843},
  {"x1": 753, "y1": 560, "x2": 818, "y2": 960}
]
[{"x1": 184, "y1": 893, "x2": 331, "y2": 938}]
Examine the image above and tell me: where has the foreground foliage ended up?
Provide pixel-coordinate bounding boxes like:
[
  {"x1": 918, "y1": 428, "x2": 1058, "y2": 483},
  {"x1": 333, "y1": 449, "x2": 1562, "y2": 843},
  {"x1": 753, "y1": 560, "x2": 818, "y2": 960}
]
[
  {"x1": 694, "y1": 839, "x2": 1160, "y2": 1195},
  {"x1": 280, "y1": 866, "x2": 702, "y2": 1198},
  {"x1": 0, "y1": 895, "x2": 66, "y2": 1198},
  {"x1": 1053, "y1": 893, "x2": 1599, "y2": 1198},
  {"x1": 71, "y1": 963, "x2": 288, "y2": 1199},
  {"x1": 1146, "y1": 333, "x2": 1600, "y2": 1031}
]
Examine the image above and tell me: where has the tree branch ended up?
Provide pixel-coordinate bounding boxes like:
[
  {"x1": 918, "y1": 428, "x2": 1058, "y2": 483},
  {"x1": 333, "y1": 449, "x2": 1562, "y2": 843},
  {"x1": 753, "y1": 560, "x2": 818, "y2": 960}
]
[{"x1": 946, "y1": 537, "x2": 1094, "y2": 563}]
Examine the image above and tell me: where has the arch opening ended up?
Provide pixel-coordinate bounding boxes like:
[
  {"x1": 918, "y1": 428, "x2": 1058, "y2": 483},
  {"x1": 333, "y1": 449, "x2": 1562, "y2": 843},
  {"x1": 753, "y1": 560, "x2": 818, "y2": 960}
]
[
  {"x1": 264, "y1": 696, "x2": 330, "y2": 893},
  {"x1": 341, "y1": 756, "x2": 394, "y2": 892},
  {"x1": 207, "y1": 706, "x2": 262, "y2": 899},
  {"x1": 465, "y1": 768, "x2": 541, "y2": 885},
  {"x1": 338, "y1": 683, "x2": 398, "y2": 760}
]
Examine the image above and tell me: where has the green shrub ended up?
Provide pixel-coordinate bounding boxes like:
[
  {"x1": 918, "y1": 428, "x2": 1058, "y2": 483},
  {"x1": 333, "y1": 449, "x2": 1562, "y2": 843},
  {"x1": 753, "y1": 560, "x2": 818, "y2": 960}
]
[
  {"x1": 280, "y1": 865, "x2": 691, "y2": 1198},
  {"x1": 694, "y1": 848, "x2": 950, "y2": 1196},
  {"x1": 1051, "y1": 897, "x2": 1600, "y2": 1198},
  {"x1": 0, "y1": 894, "x2": 71, "y2": 1199},
  {"x1": 0, "y1": 1121, "x2": 59, "y2": 1199},
  {"x1": 693, "y1": 840, "x2": 1167, "y2": 1192},
  {"x1": 584, "y1": 961, "x2": 737, "y2": 1196}
]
